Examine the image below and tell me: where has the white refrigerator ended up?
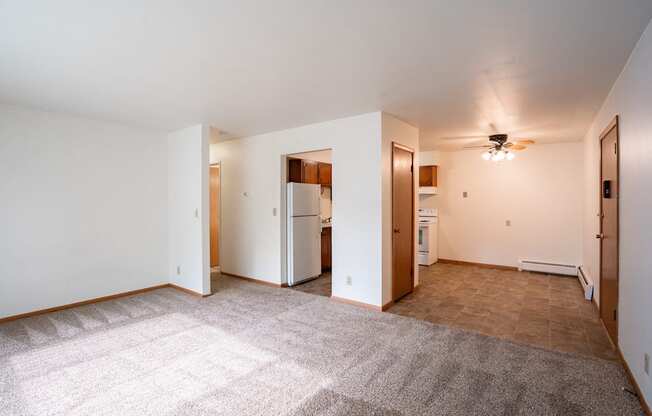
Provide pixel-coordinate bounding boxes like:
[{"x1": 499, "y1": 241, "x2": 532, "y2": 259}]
[{"x1": 287, "y1": 182, "x2": 321, "y2": 286}]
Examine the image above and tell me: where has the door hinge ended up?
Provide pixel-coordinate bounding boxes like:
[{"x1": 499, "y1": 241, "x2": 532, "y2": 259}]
[
  {"x1": 613, "y1": 309, "x2": 617, "y2": 321},
  {"x1": 614, "y1": 142, "x2": 617, "y2": 154}
]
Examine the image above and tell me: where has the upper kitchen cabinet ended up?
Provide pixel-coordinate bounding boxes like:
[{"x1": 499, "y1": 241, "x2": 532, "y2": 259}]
[
  {"x1": 419, "y1": 166, "x2": 437, "y2": 186},
  {"x1": 318, "y1": 162, "x2": 332, "y2": 186},
  {"x1": 419, "y1": 165, "x2": 438, "y2": 195},
  {"x1": 288, "y1": 158, "x2": 319, "y2": 184},
  {"x1": 288, "y1": 158, "x2": 332, "y2": 186}
]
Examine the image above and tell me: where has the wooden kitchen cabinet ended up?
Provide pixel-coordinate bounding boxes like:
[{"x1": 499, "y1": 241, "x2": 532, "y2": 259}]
[
  {"x1": 419, "y1": 165, "x2": 438, "y2": 187},
  {"x1": 288, "y1": 158, "x2": 331, "y2": 186},
  {"x1": 318, "y1": 162, "x2": 332, "y2": 186},
  {"x1": 303, "y1": 161, "x2": 319, "y2": 184},
  {"x1": 288, "y1": 158, "x2": 319, "y2": 184},
  {"x1": 321, "y1": 226, "x2": 331, "y2": 271}
]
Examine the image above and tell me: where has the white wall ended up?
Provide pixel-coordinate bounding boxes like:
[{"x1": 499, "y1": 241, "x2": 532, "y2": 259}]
[
  {"x1": 381, "y1": 113, "x2": 419, "y2": 305},
  {"x1": 290, "y1": 149, "x2": 332, "y2": 163},
  {"x1": 167, "y1": 125, "x2": 211, "y2": 295},
  {"x1": 0, "y1": 105, "x2": 168, "y2": 318},
  {"x1": 436, "y1": 142, "x2": 583, "y2": 268},
  {"x1": 419, "y1": 150, "x2": 441, "y2": 166},
  {"x1": 210, "y1": 113, "x2": 386, "y2": 306},
  {"x1": 582, "y1": 20, "x2": 652, "y2": 403}
]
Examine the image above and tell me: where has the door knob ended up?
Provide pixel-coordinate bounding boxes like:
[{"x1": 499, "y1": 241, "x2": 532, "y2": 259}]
[
  {"x1": 595, "y1": 233, "x2": 604, "y2": 239},
  {"x1": 393, "y1": 228, "x2": 400, "y2": 233}
]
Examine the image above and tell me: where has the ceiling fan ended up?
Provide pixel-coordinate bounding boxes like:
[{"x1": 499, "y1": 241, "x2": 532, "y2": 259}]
[{"x1": 463, "y1": 134, "x2": 535, "y2": 161}]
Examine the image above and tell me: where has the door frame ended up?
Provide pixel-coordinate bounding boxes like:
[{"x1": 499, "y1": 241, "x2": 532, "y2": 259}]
[
  {"x1": 598, "y1": 115, "x2": 619, "y2": 344},
  {"x1": 209, "y1": 163, "x2": 222, "y2": 271},
  {"x1": 281, "y1": 148, "x2": 333, "y2": 289},
  {"x1": 391, "y1": 142, "x2": 415, "y2": 301}
]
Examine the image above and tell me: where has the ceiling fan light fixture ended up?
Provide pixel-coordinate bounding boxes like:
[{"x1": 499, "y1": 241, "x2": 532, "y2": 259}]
[{"x1": 471, "y1": 133, "x2": 534, "y2": 162}]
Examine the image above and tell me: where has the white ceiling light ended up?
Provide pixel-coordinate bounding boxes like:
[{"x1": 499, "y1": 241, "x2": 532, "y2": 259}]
[{"x1": 482, "y1": 148, "x2": 515, "y2": 162}]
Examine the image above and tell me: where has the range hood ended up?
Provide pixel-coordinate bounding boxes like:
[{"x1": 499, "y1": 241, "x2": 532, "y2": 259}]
[{"x1": 419, "y1": 186, "x2": 438, "y2": 195}]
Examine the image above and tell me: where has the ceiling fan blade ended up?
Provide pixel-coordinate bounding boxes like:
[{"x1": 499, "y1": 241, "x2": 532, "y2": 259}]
[
  {"x1": 513, "y1": 139, "x2": 535, "y2": 145},
  {"x1": 508, "y1": 144, "x2": 527, "y2": 151},
  {"x1": 440, "y1": 135, "x2": 488, "y2": 141},
  {"x1": 463, "y1": 145, "x2": 494, "y2": 149}
]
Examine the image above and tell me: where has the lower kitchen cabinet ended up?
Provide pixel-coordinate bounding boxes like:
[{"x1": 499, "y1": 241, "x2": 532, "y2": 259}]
[{"x1": 321, "y1": 227, "x2": 331, "y2": 271}]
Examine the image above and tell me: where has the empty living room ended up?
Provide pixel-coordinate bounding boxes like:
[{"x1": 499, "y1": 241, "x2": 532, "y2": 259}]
[{"x1": 2, "y1": 1, "x2": 652, "y2": 415}]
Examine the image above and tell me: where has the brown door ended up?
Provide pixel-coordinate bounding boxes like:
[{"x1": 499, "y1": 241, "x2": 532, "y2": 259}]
[
  {"x1": 599, "y1": 117, "x2": 619, "y2": 344},
  {"x1": 392, "y1": 143, "x2": 414, "y2": 301},
  {"x1": 210, "y1": 165, "x2": 220, "y2": 268}
]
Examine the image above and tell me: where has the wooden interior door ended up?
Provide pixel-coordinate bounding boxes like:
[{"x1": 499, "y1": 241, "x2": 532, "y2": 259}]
[
  {"x1": 392, "y1": 143, "x2": 414, "y2": 301},
  {"x1": 210, "y1": 165, "x2": 220, "y2": 268},
  {"x1": 599, "y1": 117, "x2": 619, "y2": 344}
]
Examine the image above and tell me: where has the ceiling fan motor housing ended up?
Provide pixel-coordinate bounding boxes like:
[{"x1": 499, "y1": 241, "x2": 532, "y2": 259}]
[{"x1": 489, "y1": 134, "x2": 508, "y2": 145}]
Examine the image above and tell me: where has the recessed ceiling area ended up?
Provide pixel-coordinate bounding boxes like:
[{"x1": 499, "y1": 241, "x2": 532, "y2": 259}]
[{"x1": 1, "y1": 1, "x2": 651, "y2": 149}]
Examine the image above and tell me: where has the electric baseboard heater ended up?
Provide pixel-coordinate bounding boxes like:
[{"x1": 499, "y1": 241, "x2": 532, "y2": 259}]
[
  {"x1": 519, "y1": 260, "x2": 593, "y2": 301},
  {"x1": 577, "y1": 266, "x2": 594, "y2": 301},
  {"x1": 518, "y1": 259, "x2": 577, "y2": 276}
]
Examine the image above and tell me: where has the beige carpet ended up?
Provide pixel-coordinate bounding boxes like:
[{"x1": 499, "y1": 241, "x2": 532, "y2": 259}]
[{"x1": 0, "y1": 275, "x2": 643, "y2": 415}]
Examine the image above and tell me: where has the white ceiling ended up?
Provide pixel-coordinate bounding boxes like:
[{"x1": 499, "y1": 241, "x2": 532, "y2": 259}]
[{"x1": 1, "y1": 1, "x2": 651, "y2": 150}]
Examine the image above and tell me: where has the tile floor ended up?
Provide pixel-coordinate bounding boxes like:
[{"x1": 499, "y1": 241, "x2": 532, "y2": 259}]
[
  {"x1": 286, "y1": 263, "x2": 616, "y2": 361},
  {"x1": 387, "y1": 263, "x2": 617, "y2": 360},
  {"x1": 289, "y1": 272, "x2": 332, "y2": 297}
]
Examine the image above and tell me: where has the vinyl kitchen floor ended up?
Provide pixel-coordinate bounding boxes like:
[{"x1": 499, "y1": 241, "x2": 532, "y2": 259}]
[
  {"x1": 387, "y1": 263, "x2": 617, "y2": 361},
  {"x1": 289, "y1": 272, "x2": 332, "y2": 298}
]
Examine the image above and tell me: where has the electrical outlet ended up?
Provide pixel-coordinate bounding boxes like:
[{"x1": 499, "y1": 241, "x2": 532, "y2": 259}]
[
  {"x1": 645, "y1": 353, "x2": 650, "y2": 376},
  {"x1": 505, "y1": 220, "x2": 511, "y2": 227},
  {"x1": 176, "y1": 266, "x2": 181, "y2": 275},
  {"x1": 346, "y1": 275, "x2": 352, "y2": 286}
]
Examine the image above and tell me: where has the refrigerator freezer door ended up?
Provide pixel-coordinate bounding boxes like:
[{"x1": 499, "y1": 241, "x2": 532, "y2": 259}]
[
  {"x1": 288, "y1": 215, "x2": 321, "y2": 286},
  {"x1": 288, "y1": 183, "x2": 320, "y2": 217}
]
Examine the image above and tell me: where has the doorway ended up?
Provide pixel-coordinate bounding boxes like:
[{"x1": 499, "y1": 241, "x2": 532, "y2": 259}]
[
  {"x1": 285, "y1": 149, "x2": 333, "y2": 298},
  {"x1": 392, "y1": 143, "x2": 415, "y2": 301},
  {"x1": 210, "y1": 164, "x2": 220, "y2": 271},
  {"x1": 599, "y1": 116, "x2": 619, "y2": 345}
]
